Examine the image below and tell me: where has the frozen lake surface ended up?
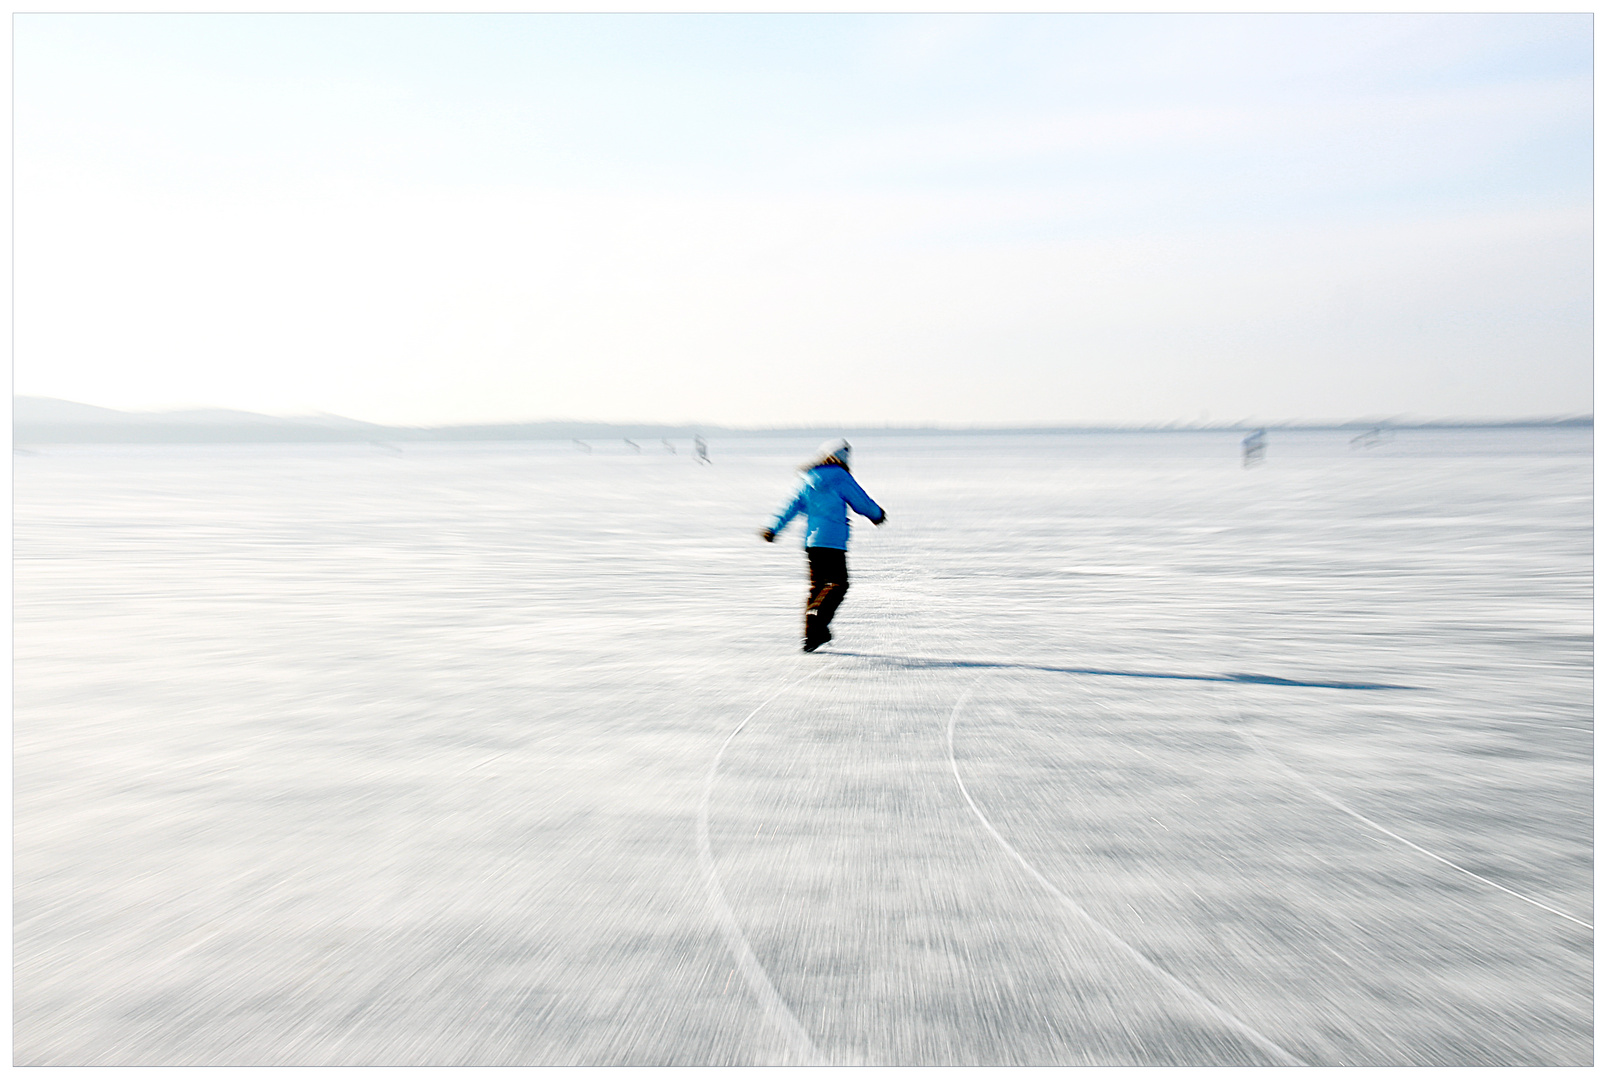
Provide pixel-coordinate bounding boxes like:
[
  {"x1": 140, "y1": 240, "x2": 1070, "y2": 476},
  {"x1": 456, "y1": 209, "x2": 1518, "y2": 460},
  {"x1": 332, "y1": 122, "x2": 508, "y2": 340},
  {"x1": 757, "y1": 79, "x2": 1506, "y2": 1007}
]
[{"x1": 13, "y1": 428, "x2": 1592, "y2": 1065}]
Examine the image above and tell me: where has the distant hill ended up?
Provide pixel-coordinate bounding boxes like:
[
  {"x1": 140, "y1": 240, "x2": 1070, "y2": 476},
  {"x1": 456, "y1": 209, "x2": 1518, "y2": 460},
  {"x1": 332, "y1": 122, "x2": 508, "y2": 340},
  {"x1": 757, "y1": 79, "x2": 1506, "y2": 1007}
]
[
  {"x1": 16, "y1": 397, "x2": 141, "y2": 425},
  {"x1": 11, "y1": 396, "x2": 1592, "y2": 445},
  {"x1": 12, "y1": 397, "x2": 736, "y2": 444},
  {"x1": 14, "y1": 397, "x2": 395, "y2": 444}
]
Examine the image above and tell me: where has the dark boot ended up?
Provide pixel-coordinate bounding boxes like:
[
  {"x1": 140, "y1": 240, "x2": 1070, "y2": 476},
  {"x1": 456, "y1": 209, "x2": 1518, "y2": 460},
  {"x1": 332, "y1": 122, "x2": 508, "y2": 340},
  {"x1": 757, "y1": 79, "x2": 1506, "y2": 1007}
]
[{"x1": 803, "y1": 611, "x2": 832, "y2": 652}]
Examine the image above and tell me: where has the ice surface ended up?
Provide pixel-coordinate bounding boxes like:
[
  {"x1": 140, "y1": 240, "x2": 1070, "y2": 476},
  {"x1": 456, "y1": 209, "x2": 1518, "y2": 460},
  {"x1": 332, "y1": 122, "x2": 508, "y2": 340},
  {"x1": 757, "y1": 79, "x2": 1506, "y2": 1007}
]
[{"x1": 13, "y1": 428, "x2": 1592, "y2": 1065}]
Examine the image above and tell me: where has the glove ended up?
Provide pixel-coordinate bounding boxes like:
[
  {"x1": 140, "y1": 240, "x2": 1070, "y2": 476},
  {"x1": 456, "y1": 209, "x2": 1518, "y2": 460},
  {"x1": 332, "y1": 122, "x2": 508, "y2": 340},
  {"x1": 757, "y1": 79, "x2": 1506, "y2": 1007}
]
[
  {"x1": 760, "y1": 529, "x2": 775, "y2": 543},
  {"x1": 873, "y1": 512, "x2": 887, "y2": 526}
]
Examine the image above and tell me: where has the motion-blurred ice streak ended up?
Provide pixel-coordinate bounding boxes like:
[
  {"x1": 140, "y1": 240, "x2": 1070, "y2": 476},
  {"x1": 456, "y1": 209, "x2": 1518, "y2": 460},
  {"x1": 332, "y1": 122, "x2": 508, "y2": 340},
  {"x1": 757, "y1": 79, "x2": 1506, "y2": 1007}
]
[
  {"x1": 946, "y1": 674, "x2": 1306, "y2": 1067},
  {"x1": 1225, "y1": 706, "x2": 1591, "y2": 930},
  {"x1": 694, "y1": 659, "x2": 840, "y2": 1065}
]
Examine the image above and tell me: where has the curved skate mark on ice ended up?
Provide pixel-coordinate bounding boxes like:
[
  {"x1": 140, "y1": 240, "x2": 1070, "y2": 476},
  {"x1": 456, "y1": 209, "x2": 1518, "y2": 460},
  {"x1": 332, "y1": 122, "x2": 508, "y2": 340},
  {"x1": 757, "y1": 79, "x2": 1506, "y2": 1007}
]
[
  {"x1": 946, "y1": 677, "x2": 1306, "y2": 1067},
  {"x1": 834, "y1": 650, "x2": 1411, "y2": 691},
  {"x1": 1226, "y1": 706, "x2": 1592, "y2": 931},
  {"x1": 696, "y1": 660, "x2": 842, "y2": 1065}
]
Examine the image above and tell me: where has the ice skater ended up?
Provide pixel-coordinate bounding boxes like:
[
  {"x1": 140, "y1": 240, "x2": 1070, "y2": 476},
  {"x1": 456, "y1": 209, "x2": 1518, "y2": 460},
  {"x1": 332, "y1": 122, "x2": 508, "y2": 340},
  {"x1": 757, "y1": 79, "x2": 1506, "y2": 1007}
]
[
  {"x1": 760, "y1": 438, "x2": 886, "y2": 652},
  {"x1": 1241, "y1": 428, "x2": 1267, "y2": 467}
]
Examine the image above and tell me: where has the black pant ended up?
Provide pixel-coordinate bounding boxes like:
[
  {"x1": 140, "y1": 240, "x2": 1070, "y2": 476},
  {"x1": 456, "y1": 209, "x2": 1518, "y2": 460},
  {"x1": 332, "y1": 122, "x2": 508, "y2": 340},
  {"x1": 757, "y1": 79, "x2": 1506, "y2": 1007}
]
[{"x1": 805, "y1": 547, "x2": 849, "y2": 642}]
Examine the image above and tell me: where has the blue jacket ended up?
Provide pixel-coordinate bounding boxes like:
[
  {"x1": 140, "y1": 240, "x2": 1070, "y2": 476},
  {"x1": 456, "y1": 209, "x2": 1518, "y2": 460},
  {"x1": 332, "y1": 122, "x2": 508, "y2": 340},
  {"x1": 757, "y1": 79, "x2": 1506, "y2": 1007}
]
[{"x1": 769, "y1": 464, "x2": 884, "y2": 550}]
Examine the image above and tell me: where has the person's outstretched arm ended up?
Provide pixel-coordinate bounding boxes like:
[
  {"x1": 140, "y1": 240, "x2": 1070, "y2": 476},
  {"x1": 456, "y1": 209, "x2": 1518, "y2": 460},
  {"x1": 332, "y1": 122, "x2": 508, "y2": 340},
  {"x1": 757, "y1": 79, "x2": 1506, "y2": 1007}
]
[
  {"x1": 761, "y1": 486, "x2": 807, "y2": 542},
  {"x1": 838, "y1": 472, "x2": 886, "y2": 525}
]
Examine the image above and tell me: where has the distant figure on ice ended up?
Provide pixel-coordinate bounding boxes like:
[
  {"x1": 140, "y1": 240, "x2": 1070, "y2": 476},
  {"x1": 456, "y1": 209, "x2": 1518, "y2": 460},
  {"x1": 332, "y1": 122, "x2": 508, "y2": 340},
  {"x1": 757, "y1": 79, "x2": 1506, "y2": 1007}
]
[
  {"x1": 1241, "y1": 428, "x2": 1267, "y2": 467},
  {"x1": 693, "y1": 435, "x2": 710, "y2": 464},
  {"x1": 760, "y1": 438, "x2": 886, "y2": 652}
]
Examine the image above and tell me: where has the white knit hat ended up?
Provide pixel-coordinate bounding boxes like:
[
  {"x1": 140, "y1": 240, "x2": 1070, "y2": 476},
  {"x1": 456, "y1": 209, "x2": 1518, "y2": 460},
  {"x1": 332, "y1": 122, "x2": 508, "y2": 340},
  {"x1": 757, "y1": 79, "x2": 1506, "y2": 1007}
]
[{"x1": 805, "y1": 437, "x2": 852, "y2": 469}]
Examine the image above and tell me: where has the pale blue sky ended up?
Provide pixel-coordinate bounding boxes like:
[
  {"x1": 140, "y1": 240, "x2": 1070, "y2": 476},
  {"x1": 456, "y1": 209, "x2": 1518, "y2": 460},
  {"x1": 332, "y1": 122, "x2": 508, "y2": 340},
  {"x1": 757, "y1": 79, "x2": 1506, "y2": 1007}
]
[{"x1": 14, "y1": 13, "x2": 1592, "y2": 426}]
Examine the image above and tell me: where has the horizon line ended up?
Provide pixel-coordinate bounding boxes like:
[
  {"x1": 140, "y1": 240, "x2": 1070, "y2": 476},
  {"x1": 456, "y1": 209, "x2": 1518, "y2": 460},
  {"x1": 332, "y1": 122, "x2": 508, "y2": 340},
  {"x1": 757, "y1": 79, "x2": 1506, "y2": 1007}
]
[{"x1": 12, "y1": 396, "x2": 1593, "y2": 435}]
